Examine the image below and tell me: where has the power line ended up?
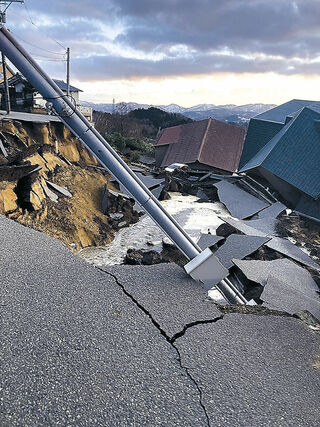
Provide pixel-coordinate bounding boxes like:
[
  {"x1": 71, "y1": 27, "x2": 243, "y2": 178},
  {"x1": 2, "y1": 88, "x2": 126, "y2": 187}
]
[
  {"x1": 30, "y1": 55, "x2": 67, "y2": 62},
  {"x1": 23, "y1": 0, "x2": 67, "y2": 50},
  {"x1": 10, "y1": 31, "x2": 66, "y2": 56}
]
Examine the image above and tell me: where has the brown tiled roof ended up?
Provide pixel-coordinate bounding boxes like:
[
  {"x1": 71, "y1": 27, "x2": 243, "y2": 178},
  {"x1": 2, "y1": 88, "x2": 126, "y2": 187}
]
[
  {"x1": 160, "y1": 118, "x2": 246, "y2": 172},
  {"x1": 156, "y1": 125, "x2": 182, "y2": 146},
  {"x1": 161, "y1": 119, "x2": 209, "y2": 166},
  {"x1": 199, "y1": 119, "x2": 246, "y2": 172}
]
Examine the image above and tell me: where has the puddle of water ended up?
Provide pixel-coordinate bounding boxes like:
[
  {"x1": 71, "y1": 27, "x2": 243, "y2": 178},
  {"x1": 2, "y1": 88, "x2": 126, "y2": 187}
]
[{"x1": 79, "y1": 192, "x2": 229, "y2": 267}]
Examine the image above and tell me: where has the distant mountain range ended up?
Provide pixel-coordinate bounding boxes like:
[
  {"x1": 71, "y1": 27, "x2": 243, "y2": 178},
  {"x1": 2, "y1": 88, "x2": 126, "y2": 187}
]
[{"x1": 81, "y1": 101, "x2": 276, "y2": 124}]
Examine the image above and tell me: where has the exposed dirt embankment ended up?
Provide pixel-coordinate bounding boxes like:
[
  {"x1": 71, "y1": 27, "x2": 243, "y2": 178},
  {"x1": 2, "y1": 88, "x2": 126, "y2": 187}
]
[{"x1": 0, "y1": 118, "x2": 138, "y2": 251}]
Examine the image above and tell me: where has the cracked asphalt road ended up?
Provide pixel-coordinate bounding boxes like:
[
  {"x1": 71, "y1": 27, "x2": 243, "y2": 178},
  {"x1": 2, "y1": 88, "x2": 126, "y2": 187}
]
[{"x1": 0, "y1": 215, "x2": 319, "y2": 426}]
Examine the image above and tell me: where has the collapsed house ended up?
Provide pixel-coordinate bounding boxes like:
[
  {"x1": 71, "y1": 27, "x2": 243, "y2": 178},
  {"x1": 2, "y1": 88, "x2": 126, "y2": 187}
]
[
  {"x1": 239, "y1": 99, "x2": 320, "y2": 221},
  {"x1": 155, "y1": 118, "x2": 246, "y2": 173}
]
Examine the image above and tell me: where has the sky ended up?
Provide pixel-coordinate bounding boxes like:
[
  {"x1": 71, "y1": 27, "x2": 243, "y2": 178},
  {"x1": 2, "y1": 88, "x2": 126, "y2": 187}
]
[{"x1": 5, "y1": 0, "x2": 320, "y2": 106}]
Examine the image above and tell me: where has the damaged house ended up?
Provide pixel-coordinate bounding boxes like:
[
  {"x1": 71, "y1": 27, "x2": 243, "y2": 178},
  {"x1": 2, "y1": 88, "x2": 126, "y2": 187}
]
[
  {"x1": 239, "y1": 99, "x2": 320, "y2": 221},
  {"x1": 155, "y1": 118, "x2": 246, "y2": 173},
  {"x1": 0, "y1": 72, "x2": 93, "y2": 122}
]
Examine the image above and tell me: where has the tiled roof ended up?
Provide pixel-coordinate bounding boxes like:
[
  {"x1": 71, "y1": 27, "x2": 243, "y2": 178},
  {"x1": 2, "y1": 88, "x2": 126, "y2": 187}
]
[
  {"x1": 53, "y1": 79, "x2": 82, "y2": 93},
  {"x1": 199, "y1": 119, "x2": 246, "y2": 172},
  {"x1": 156, "y1": 125, "x2": 182, "y2": 146},
  {"x1": 296, "y1": 194, "x2": 320, "y2": 221},
  {"x1": 0, "y1": 74, "x2": 82, "y2": 94},
  {"x1": 161, "y1": 119, "x2": 209, "y2": 166},
  {"x1": 160, "y1": 118, "x2": 246, "y2": 172},
  {"x1": 241, "y1": 107, "x2": 320, "y2": 199},
  {"x1": 255, "y1": 99, "x2": 319, "y2": 123},
  {"x1": 238, "y1": 119, "x2": 284, "y2": 169}
]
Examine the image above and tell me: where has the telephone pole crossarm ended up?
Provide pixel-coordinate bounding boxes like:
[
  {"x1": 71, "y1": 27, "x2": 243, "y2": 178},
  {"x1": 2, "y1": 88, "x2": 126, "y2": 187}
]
[{"x1": 0, "y1": 1, "x2": 25, "y2": 25}]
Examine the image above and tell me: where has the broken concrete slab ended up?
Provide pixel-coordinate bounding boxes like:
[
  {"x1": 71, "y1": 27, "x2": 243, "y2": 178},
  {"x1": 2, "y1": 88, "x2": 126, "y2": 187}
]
[
  {"x1": 266, "y1": 237, "x2": 320, "y2": 272},
  {"x1": 138, "y1": 155, "x2": 155, "y2": 165},
  {"x1": 0, "y1": 215, "x2": 207, "y2": 426},
  {"x1": 41, "y1": 182, "x2": 58, "y2": 203},
  {"x1": 256, "y1": 201, "x2": 286, "y2": 219},
  {"x1": 110, "y1": 188, "x2": 131, "y2": 200},
  {"x1": 196, "y1": 188, "x2": 210, "y2": 201},
  {"x1": 233, "y1": 258, "x2": 319, "y2": 297},
  {"x1": 241, "y1": 218, "x2": 279, "y2": 235},
  {"x1": 175, "y1": 314, "x2": 320, "y2": 426},
  {"x1": 214, "y1": 180, "x2": 269, "y2": 219},
  {"x1": 220, "y1": 217, "x2": 268, "y2": 237},
  {"x1": 220, "y1": 216, "x2": 278, "y2": 237},
  {"x1": 151, "y1": 184, "x2": 165, "y2": 200},
  {"x1": 135, "y1": 172, "x2": 164, "y2": 189},
  {"x1": 261, "y1": 275, "x2": 320, "y2": 318},
  {"x1": 46, "y1": 180, "x2": 72, "y2": 198},
  {"x1": 196, "y1": 233, "x2": 224, "y2": 250},
  {"x1": 104, "y1": 263, "x2": 222, "y2": 340},
  {"x1": 214, "y1": 234, "x2": 270, "y2": 269}
]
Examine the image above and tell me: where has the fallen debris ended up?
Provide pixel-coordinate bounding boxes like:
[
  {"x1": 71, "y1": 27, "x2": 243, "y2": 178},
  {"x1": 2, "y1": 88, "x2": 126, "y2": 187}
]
[
  {"x1": 214, "y1": 180, "x2": 269, "y2": 219},
  {"x1": 151, "y1": 184, "x2": 165, "y2": 199},
  {"x1": 46, "y1": 180, "x2": 72, "y2": 198},
  {"x1": 265, "y1": 237, "x2": 320, "y2": 272},
  {"x1": 41, "y1": 182, "x2": 58, "y2": 203},
  {"x1": 135, "y1": 172, "x2": 164, "y2": 189},
  {"x1": 213, "y1": 234, "x2": 270, "y2": 269},
  {"x1": 261, "y1": 275, "x2": 320, "y2": 318},
  {"x1": 240, "y1": 217, "x2": 279, "y2": 236},
  {"x1": 197, "y1": 233, "x2": 224, "y2": 250},
  {"x1": 220, "y1": 217, "x2": 268, "y2": 237},
  {"x1": 233, "y1": 258, "x2": 319, "y2": 298},
  {"x1": 255, "y1": 201, "x2": 286, "y2": 219}
]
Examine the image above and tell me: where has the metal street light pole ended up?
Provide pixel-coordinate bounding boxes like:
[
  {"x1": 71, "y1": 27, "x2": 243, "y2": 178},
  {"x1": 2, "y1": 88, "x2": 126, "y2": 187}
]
[
  {"x1": 0, "y1": 23, "x2": 247, "y2": 305},
  {"x1": 66, "y1": 47, "x2": 70, "y2": 97}
]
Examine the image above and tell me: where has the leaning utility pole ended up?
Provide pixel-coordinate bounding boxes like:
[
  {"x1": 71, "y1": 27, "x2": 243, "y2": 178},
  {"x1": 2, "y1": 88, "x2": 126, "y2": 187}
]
[
  {"x1": 0, "y1": 1, "x2": 24, "y2": 114},
  {"x1": 66, "y1": 47, "x2": 70, "y2": 97}
]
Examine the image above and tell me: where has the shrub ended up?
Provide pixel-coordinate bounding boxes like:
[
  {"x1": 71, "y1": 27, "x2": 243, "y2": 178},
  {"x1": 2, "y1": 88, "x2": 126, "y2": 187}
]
[{"x1": 130, "y1": 151, "x2": 140, "y2": 162}]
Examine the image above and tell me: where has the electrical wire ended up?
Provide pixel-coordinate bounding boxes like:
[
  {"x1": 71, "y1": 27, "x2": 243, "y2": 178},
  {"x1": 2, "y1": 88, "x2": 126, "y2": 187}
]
[
  {"x1": 23, "y1": 0, "x2": 67, "y2": 50},
  {"x1": 10, "y1": 32, "x2": 66, "y2": 56},
  {"x1": 28, "y1": 51, "x2": 66, "y2": 61}
]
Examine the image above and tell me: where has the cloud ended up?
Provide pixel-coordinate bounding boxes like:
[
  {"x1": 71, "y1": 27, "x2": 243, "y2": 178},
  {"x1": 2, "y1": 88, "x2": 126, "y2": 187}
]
[{"x1": 5, "y1": 0, "x2": 320, "y2": 80}]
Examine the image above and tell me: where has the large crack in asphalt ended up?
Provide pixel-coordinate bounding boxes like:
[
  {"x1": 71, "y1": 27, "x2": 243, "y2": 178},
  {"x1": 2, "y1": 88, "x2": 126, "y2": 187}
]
[
  {"x1": 98, "y1": 267, "x2": 313, "y2": 426},
  {"x1": 100, "y1": 268, "x2": 222, "y2": 426}
]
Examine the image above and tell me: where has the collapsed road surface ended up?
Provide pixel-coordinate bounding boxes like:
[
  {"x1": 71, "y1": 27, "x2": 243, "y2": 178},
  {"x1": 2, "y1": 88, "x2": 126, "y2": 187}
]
[{"x1": 0, "y1": 214, "x2": 319, "y2": 426}]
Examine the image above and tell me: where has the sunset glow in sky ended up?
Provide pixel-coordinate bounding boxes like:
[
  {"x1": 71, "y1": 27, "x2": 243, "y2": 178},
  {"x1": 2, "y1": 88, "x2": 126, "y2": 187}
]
[{"x1": 7, "y1": 0, "x2": 320, "y2": 106}]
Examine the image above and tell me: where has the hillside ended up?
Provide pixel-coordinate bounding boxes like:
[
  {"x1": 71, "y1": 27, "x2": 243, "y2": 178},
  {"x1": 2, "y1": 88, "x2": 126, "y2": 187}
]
[
  {"x1": 93, "y1": 107, "x2": 192, "y2": 140},
  {"x1": 83, "y1": 101, "x2": 276, "y2": 125}
]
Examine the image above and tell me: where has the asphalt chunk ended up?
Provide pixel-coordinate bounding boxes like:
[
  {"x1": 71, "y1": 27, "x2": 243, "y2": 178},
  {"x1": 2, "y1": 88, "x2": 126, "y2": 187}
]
[
  {"x1": 213, "y1": 234, "x2": 270, "y2": 269},
  {"x1": 214, "y1": 180, "x2": 269, "y2": 219}
]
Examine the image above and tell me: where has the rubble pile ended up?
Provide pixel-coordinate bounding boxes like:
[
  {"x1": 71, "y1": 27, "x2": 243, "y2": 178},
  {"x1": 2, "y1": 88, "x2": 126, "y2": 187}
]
[
  {"x1": 123, "y1": 167, "x2": 320, "y2": 319},
  {"x1": 0, "y1": 118, "x2": 150, "y2": 250}
]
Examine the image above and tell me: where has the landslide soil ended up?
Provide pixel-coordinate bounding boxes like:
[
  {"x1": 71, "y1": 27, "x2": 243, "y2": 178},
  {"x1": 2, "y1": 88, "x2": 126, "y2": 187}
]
[
  {"x1": 16, "y1": 165, "x2": 117, "y2": 251},
  {"x1": 0, "y1": 118, "x2": 127, "y2": 252}
]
